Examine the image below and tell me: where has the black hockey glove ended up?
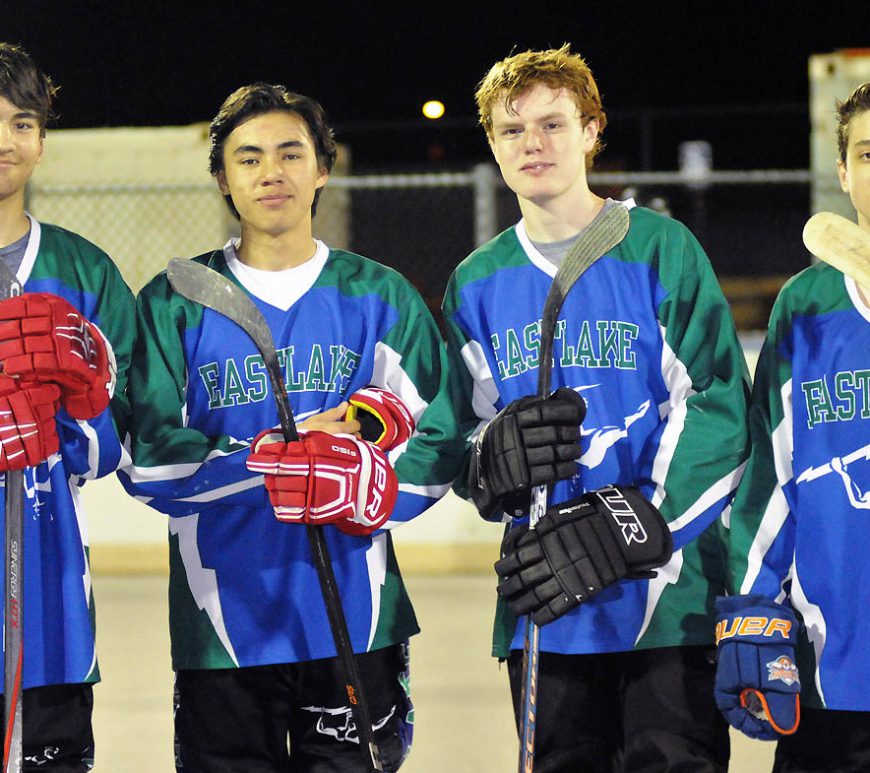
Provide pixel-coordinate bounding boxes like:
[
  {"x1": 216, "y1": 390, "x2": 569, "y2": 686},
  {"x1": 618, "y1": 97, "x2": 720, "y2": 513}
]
[
  {"x1": 468, "y1": 388, "x2": 585, "y2": 521},
  {"x1": 495, "y1": 485, "x2": 673, "y2": 626}
]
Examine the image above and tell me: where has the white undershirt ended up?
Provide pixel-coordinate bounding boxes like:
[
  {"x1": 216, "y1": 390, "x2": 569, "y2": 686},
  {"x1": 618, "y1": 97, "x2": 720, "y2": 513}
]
[
  {"x1": 222, "y1": 238, "x2": 330, "y2": 311},
  {"x1": 845, "y1": 274, "x2": 870, "y2": 323}
]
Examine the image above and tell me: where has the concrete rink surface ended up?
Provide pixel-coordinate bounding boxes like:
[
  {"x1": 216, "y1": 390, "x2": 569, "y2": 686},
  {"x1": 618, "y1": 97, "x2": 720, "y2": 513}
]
[{"x1": 91, "y1": 574, "x2": 775, "y2": 771}]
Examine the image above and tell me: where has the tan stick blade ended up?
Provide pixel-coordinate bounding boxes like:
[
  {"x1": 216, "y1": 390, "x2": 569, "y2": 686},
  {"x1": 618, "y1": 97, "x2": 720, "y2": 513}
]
[{"x1": 803, "y1": 212, "x2": 870, "y2": 288}]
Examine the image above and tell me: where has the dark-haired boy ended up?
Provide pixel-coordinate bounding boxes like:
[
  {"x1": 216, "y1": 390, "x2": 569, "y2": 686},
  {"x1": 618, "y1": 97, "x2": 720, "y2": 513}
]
[
  {"x1": 718, "y1": 82, "x2": 870, "y2": 772},
  {"x1": 121, "y1": 83, "x2": 462, "y2": 772},
  {"x1": 0, "y1": 42, "x2": 135, "y2": 771}
]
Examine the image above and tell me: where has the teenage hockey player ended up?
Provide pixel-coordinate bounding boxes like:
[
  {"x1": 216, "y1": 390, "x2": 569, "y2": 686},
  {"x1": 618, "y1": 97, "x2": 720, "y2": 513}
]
[
  {"x1": 716, "y1": 83, "x2": 870, "y2": 771},
  {"x1": 120, "y1": 83, "x2": 462, "y2": 772},
  {"x1": 443, "y1": 46, "x2": 751, "y2": 772},
  {"x1": 0, "y1": 42, "x2": 134, "y2": 771}
]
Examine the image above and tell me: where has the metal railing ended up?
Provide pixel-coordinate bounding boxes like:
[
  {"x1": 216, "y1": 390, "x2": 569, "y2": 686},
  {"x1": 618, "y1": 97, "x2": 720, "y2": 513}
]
[{"x1": 28, "y1": 165, "x2": 825, "y2": 328}]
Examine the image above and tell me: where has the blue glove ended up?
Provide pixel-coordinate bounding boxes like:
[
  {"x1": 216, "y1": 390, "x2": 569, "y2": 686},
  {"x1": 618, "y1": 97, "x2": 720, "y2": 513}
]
[{"x1": 714, "y1": 595, "x2": 801, "y2": 740}]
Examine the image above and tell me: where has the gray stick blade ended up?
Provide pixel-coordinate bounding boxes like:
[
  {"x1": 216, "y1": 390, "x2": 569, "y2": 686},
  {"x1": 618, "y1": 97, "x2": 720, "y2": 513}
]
[
  {"x1": 166, "y1": 258, "x2": 277, "y2": 363},
  {"x1": 545, "y1": 204, "x2": 631, "y2": 321},
  {"x1": 165, "y1": 258, "x2": 298, "y2": 440},
  {"x1": 537, "y1": 204, "x2": 630, "y2": 397}
]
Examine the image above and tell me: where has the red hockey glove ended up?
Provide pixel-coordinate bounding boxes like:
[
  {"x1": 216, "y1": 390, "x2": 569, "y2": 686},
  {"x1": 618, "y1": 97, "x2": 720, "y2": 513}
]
[
  {"x1": 345, "y1": 387, "x2": 415, "y2": 451},
  {"x1": 247, "y1": 429, "x2": 398, "y2": 536},
  {"x1": 0, "y1": 293, "x2": 115, "y2": 419},
  {"x1": 0, "y1": 375, "x2": 61, "y2": 471}
]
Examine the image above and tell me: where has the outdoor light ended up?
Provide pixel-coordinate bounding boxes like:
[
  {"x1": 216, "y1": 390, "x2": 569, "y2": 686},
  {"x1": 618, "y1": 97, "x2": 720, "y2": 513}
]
[{"x1": 422, "y1": 100, "x2": 445, "y2": 119}]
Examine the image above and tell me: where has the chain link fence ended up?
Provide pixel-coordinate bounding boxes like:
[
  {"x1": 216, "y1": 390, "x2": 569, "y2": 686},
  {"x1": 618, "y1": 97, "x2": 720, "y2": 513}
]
[{"x1": 29, "y1": 166, "x2": 819, "y2": 329}]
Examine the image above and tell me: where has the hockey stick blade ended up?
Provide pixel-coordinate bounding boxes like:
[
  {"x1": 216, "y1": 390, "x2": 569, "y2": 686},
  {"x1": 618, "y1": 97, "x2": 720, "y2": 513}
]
[
  {"x1": 520, "y1": 203, "x2": 630, "y2": 773},
  {"x1": 166, "y1": 259, "x2": 298, "y2": 441},
  {"x1": 537, "y1": 204, "x2": 631, "y2": 396},
  {"x1": 803, "y1": 212, "x2": 870, "y2": 289},
  {"x1": 0, "y1": 261, "x2": 23, "y2": 773},
  {"x1": 165, "y1": 258, "x2": 384, "y2": 772}
]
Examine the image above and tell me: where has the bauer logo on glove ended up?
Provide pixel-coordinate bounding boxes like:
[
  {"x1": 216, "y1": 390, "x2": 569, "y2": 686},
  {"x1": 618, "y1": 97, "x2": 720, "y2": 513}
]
[
  {"x1": 714, "y1": 595, "x2": 801, "y2": 740},
  {"x1": 494, "y1": 485, "x2": 672, "y2": 626}
]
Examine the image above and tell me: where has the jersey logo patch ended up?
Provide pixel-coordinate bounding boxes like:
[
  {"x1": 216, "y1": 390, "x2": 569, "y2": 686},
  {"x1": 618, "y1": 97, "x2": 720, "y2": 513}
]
[{"x1": 766, "y1": 655, "x2": 800, "y2": 687}]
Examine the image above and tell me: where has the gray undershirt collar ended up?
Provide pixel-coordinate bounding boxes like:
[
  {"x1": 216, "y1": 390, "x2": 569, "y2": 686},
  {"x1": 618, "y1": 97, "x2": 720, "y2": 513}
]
[
  {"x1": 0, "y1": 229, "x2": 29, "y2": 278},
  {"x1": 530, "y1": 199, "x2": 618, "y2": 269}
]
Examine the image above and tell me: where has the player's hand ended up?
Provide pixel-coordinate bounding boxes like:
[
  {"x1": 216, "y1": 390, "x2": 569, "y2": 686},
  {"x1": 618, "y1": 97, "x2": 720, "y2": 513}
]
[
  {"x1": 246, "y1": 429, "x2": 397, "y2": 536},
  {"x1": 468, "y1": 388, "x2": 586, "y2": 520},
  {"x1": 0, "y1": 375, "x2": 61, "y2": 471},
  {"x1": 345, "y1": 387, "x2": 415, "y2": 451},
  {"x1": 495, "y1": 486, "x2": 672, "y2": 625},
  {"x1": 298, "y1": 402, "x2": 361, "y2": 436},
  {"x1": 714, "y1": 595, "x2": 801, "y2": 740},
  {"x1": 0, "y1": 293, "x2": 115, "y2": 419}
]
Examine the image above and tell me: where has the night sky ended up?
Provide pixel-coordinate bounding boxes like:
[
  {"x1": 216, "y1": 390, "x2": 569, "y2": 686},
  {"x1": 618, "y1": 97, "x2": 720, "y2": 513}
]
[{"x1": 6, "y1": 1, "x2": 870, "y2": 169}]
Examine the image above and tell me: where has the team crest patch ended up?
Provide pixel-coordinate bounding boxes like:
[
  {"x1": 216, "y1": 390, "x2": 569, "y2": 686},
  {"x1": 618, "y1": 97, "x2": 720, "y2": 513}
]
[{"x1": 766, "y1": 655, "x2": 799, "y2": 687}]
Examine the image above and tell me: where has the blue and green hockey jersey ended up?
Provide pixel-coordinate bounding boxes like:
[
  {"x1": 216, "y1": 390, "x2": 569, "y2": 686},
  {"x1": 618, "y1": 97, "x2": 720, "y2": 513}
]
[
  {"x1": 120, "y1": 242, "x2": 463, "y2": 670},
  {"x1": 1, "y1": 215, "x2": 135, "y2": 691},
  {"x1": 444, "y1": 205, "x2": 751, "y2": 658},
  {"x1": 728, "y1": 262, "x2": 870, "y2": 711}
]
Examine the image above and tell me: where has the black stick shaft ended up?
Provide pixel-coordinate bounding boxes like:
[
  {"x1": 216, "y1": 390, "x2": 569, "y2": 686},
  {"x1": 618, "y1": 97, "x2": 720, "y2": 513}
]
[{"x1": 518, "y1": 204, "x2": 630, "y2": 773}]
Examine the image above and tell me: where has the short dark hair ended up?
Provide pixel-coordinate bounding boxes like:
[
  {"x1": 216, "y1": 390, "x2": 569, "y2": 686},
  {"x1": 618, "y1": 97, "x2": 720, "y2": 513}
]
[
  {"x1": 208, "y1": 83, "x2": 337, "y2": 218},
  {"x1": 837, "y1": 83, "x2": 870, "y2": 164},
  {"x1": 0, "y1": 42, "x2": 57, "y2": 136}
]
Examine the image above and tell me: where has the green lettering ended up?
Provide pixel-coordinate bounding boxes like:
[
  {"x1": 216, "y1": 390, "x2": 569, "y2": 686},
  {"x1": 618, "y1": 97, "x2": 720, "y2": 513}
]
[
  {"x1": 198, "y1": 362, "x2": 221, "y2": 409},
  {"x1": 328, "y1": 345, "x2": 345, "y2": 386},
  {"x1": 245, "y1": 355, "x2": 268, "y2": 403},
  {"x1": 835, "y1": 371, "x2": 856, "y2": 421},
  {"x1": 277, "y1": 346, "x2": 304, "y2": 390},
  {"x1": 575, "y1": 321, "x2": 597, "y2": 367},
  {"x1": 305, "y1": 344, "x2": 327, "y2": 391},
  {"x1": 524, "y1": 321, "x2": 541, "y2": 369},
  {"x1": 801, "y1": 378, "x2": 835, "y2": 429},
  {"x1": 221, "y1": 358, "x2": 247, "y2": 407},
  {"x1": 554, "y1": 319, "x2": 576, "y2": 367},
  {"x1": 596, "y1": 320, "x2": 620, "y2": 367},
  {"x1": 856, "y1": 370, "x2": 870, "y2": 419},
  {"x1": 491, "y1": 333, "x2": 507, "y2": 380},
  {"x1": 614, "y1": 322, "x2": 638, "y2": 370},
  {"x1": 504, "y1": 328, "x2": 526, "y2": 377}
]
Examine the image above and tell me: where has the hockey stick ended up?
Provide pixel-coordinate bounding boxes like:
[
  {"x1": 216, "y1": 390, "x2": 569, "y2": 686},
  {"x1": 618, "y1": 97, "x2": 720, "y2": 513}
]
[
  {"x1": 166, "y1": 258, "x2": 384, "y2": 773},
  {"x1": 802, "y1": 212, "x2": 870, "y2": 288},
  {"x1": 518, "y1": 203, "x2": 630, "y2": 773},
  {"x1": 0, "y1": 261, "x2": 23, "y2": 773}
]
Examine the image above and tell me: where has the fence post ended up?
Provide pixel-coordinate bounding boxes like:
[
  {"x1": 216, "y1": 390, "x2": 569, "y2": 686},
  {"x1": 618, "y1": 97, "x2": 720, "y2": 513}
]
[{"x1": 472, "y1": 163, "x2": 499, "y2": 247}]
